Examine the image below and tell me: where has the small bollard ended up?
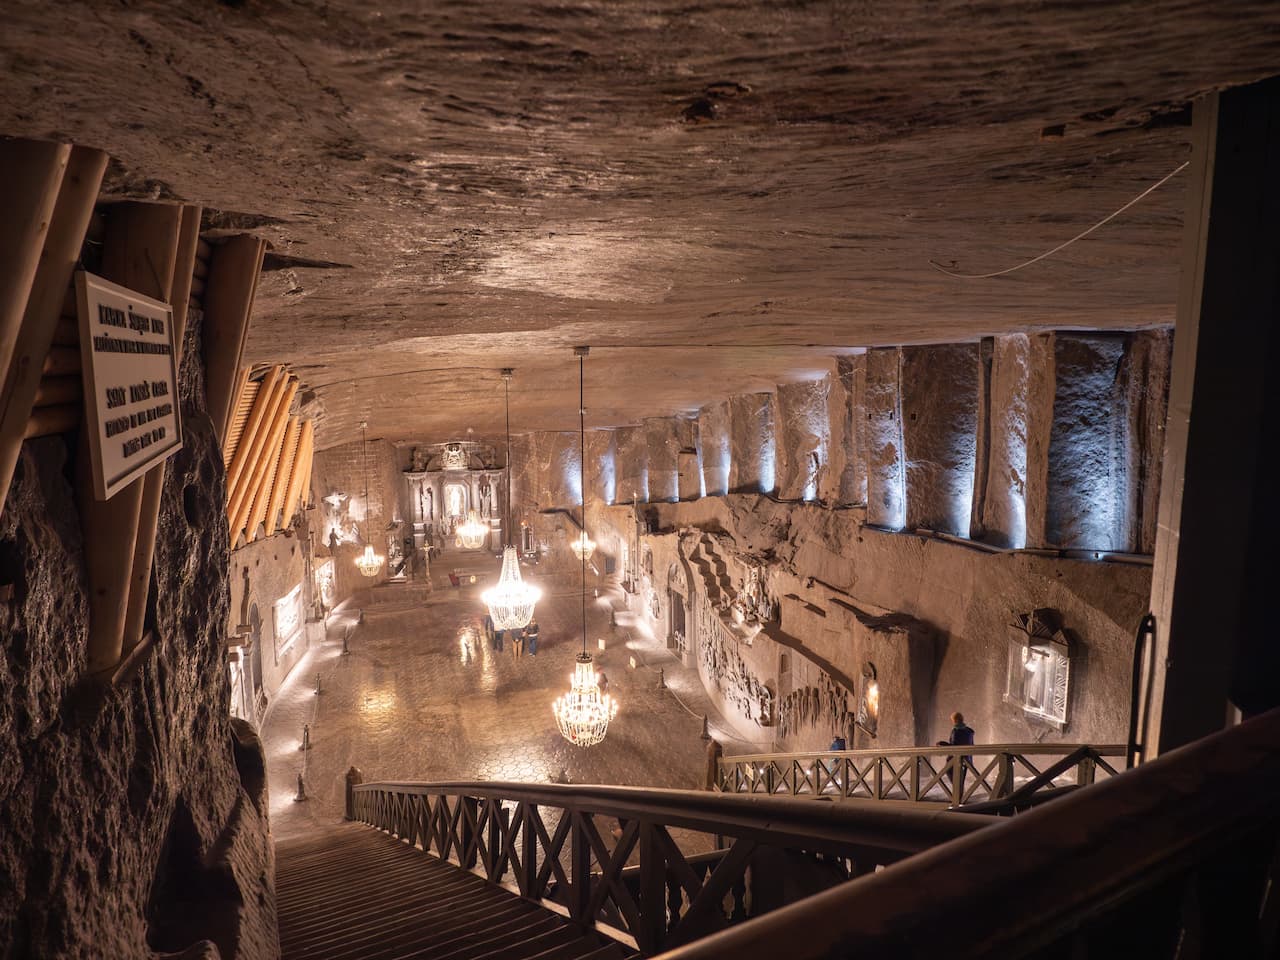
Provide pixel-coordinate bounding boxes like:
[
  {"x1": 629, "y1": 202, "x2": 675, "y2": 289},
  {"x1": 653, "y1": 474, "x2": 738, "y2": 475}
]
[
  {"x1": 315, "y1": 673, "x2": 322, "y2": 695},
  {"x1": 609, "y1": 607, "x2": 617, "y2": 627},
  {"x1": 294, "y1": 773, "x2": 308, "y2": 802},
  {"x1": 301, "y1": 723, "x2": 311, "y2": 751},
  {"x1": 700, "y1": 715, "x2": 712, "y2": 740},
  {"x1": 358, "y1": 608, "x2": 366, "y2": 625},
  {"x1": 342, "y1": 625, "x2": 351, "y2": 655},
  {"x1": 656, "y1": 667, "x2": 667, "y2": 690}
]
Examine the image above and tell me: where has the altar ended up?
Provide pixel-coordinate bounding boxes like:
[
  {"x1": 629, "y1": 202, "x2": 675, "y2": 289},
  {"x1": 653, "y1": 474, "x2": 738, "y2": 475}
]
[{"x1": 404, "y1": 440, "x2": 506, "y2": 549}]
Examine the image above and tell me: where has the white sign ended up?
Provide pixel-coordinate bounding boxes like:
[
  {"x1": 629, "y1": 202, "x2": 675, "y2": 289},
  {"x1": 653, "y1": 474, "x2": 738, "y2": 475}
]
[{"x1": 76, "y1": 271, "x2": 182, "y2": 500}]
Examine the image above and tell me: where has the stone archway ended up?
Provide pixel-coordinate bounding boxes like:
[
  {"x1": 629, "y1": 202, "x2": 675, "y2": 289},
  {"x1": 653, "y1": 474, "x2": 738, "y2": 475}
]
[
  {"x1": 667, "y1": 561, "x2": 689, "y2": 659},
  {"x1": 248, "y1": 603, "x2": 264, "y2": 719}
]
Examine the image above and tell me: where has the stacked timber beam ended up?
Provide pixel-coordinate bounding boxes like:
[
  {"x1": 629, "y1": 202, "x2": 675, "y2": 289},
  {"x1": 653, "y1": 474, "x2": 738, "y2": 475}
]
[
  {"x1": 0, "y1": 135, "x2": 271, "y2": 682},
  {"x1": 223, "y1": 365, "x2": 314, "y2": 546}
]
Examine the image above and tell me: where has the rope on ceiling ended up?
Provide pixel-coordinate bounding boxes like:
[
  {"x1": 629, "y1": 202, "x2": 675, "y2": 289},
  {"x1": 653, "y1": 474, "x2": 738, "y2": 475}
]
[{"x1": 929, "y1": 160, "x2": 1190, "y2": 280}]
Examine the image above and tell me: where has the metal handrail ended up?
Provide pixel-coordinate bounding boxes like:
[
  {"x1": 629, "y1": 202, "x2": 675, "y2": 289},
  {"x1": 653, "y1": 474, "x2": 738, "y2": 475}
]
[
  {"x1": 656, "y1": 707, "x2": 1280, "y2": 959},
  {"x1": 349, "y1": 780, "x2": 992, "y2": 954},
  {"x1": 719, "y1": 743, "x2": 1127, "y2": 809}
]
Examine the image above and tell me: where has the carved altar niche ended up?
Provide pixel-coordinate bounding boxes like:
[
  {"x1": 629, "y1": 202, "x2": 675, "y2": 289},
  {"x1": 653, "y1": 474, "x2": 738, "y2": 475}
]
[{"x1": 403, "y1": 439, "x2": 506, "y2": 540}]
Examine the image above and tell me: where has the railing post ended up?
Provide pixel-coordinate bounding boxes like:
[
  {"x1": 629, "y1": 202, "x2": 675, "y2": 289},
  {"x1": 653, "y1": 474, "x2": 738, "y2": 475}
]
[
  {"x1": 460, "y1": 796, "x2": 479, "y2": 869},
  {"x1": 345, "y1": 766, "x2": 363, "y2": 820},
  {"x1": 874, "y1": 756, "x2": 884, "y2": 800},
  {"x1": 994, "y1": 753, "x2": 1015, "y2": 799},
  {"x1": 1078, "y1": 752, "x2": 1097, "y2": 787},
  {"x1": 570, "y1": 811, "x2": 593, "y2": 926},
  {"x1": 638, "y1": 823, "x2": 667, "y2": 953},
  {"x1": 522, "y1": 804, "x2": 538, "y2": 898}
]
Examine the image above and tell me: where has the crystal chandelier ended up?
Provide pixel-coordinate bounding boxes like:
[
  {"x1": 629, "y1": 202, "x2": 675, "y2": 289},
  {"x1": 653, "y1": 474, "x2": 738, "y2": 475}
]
[
  {"x1": 354, "y1": 420, "x2": 384, "y2": 578},
  {"x1": 455, "y1": 509, "x2": 487, "y2": 550},
  {"x1": 553, "y1": 346, "x2": 618, "y2": 746},
  {"x1": 570, "y1": 529, "x2": 596, "y2": 562},
  {"x1": 554, "y1": 653, "x2": 618, "y2": 747},
  {"x1": 482, "y1": 369, "x2": 540, "y2": 631}
]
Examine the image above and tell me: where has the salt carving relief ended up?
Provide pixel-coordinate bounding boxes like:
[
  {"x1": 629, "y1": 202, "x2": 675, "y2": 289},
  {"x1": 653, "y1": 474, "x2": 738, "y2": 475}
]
[
  {"x1": 1005, "y1": 609, "x2": 1071, "y2": 728},
  {"x1": 696, "y1": 601, "x2": 774, "y2": 727},
  {"x1": 777, "y1": 668, "x2": 853, "y2": 741}
]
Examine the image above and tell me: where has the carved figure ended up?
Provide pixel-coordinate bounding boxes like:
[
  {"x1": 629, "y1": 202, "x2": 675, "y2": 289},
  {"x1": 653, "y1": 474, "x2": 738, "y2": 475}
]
[
  {"x1": 411, "y1": 447, "x2": 429, "y2": 472},
  {"x1": 479, "y1": 476, "x2": 493, "y2": 517}
]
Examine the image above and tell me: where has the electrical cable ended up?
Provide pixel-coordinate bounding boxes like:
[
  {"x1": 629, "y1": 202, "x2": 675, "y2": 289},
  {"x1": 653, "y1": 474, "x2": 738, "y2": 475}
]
[{"x1": 930, "y1": 161, "x2": 1189, "y2": 280}]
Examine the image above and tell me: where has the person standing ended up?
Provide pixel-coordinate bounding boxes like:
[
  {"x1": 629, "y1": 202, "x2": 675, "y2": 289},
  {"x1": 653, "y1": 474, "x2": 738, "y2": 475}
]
[
  {"x1": 524, "y1": 617, "x2": 539, "y2": 656},
  {"x1": 482, "y1": 613, "x2": 495, "y2": 649},
  {"x1": 511, "y1": 627, "x2": 525, "y2": 659},
  {"x1": 945, "y1": 712, "x2": 975, "y2": 799},
  {"x1": 494, "y1": 627, "x2": 505, "y2": 653}
]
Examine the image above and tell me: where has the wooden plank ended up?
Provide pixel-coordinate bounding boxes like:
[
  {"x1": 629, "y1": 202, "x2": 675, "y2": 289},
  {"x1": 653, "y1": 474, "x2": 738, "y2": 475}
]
[
  {"x1": 78, "y1": 201, "x2": 182, "y2": 676},
  {"x1": 203, "y1": 235, "x2": 265, "y2": 447},
  {"x1": 226, "y1": 365, "x2": 282, "y2": 506},
  {"x1": 280, "y1": 418, "x2": 314, "y2": 530},
  {"x1": 0, "y1": 139, "x2": 70, "y2": 404},
  {"x1": 0, "y1": 144, "x2": 106, "y2": 517},
  {"x1": 41, "y1": 345, "x2": 80, "y2": 377},
  {"x1": 223, "y1": 366, "x2": 254, "y2": 467},
  {"x1": 121, "y1": 203, "x2": 202, "y2": 657},
  {"x1": 32, "y1": 376, "x2": 82, "y2": 408},
  {"x1": 244, "y1": 409, "x2": 292, "y2": 540},
  {"x1": 230, "y1": 376, "x2": 297, "y2": 539},
  {"x1": 226, "y1": 366, "x2": 286, "y2": 528},
  {"x1": 25, "y1": 403, "x2": 79, "y2": 439},
  {"x1": 265, "y1": 417, "x2": 301, "y2": 536}
]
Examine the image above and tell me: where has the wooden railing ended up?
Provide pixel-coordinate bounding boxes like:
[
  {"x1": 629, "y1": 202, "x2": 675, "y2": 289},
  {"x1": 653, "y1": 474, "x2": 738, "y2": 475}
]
[
  {"x1": 657, "y1": 707, "x2": 1280, "y2": 960},
  {"x1": 349, "y1": 780, "x2": 990, "y2": 955},
  {"x1": 718, "y1": 743, "x2": 1127, "y2": 810}
]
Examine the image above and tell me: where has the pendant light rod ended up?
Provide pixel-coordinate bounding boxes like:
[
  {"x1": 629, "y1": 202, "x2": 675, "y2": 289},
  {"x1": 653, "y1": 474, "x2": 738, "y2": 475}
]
[
  {"x1": 361, "y1": 419, "x2": 370, "y2": 542},
  {"x1": 501, "y1": 368, "x2": 513, "y2": 550},
  {"x1": 575, "y1": 346, "x2": 589, "y2": 656}
]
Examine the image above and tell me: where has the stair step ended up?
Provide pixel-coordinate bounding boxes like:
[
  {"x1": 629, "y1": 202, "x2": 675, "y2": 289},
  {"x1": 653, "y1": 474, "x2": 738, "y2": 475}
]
[{"x1": 276, "y1": 822, "x2": 633, "y2": 960}]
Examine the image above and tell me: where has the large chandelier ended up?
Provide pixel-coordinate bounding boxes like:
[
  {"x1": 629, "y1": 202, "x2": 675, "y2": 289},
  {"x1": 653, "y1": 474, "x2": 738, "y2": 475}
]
[
  {"x1": 455, "y1": 509, "x2": 487, "y2": 550},
  {"x1": 570, "y1": 529, "x2": 596, "y2": 562},
  {"x1": 553, "y1": 346, "x2": 618, "y2": 747},
  {"x1": 354, "y1": 420, "x2": 384, "y2": 578},
  {"x1": 554, "y1": 653, "x2": 618, "y2": 747},
  {"x1": 482, "y1": 369, "x2": 540, "y2": 631}
]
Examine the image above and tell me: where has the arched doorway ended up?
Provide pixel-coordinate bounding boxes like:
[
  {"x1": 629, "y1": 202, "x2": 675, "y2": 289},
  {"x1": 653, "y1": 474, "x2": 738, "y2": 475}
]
[
  {"x1": 248, "y1": 603, "x2": 264, "y2": 719},
  {"x1": 667, "y1": 562, "x2": 689, "y2": 660}
]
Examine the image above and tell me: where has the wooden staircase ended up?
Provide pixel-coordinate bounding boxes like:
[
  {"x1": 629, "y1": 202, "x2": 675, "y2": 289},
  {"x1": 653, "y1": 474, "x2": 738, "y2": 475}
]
[{"x1": 276, "y1": 823, "x2": 630, "y2": 960}]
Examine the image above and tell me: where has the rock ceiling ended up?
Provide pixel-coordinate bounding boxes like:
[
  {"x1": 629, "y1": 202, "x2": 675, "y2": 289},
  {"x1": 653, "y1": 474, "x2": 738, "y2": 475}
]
[{"x1": 4, "y1": 1, "x2": 1279, "y2": 448}]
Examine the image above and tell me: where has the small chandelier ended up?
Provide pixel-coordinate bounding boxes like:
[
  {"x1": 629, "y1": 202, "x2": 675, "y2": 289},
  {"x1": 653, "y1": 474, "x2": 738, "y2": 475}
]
[
  {"x1": 455, "y1": 509, "x2": 487, "y2": 550},
  {"x1": 554, "y1": 346, "x2": 618, "y2": 746},
  {"x1": 554, "y1": 652, "x2": 618, "y2": 747},
  {"x1": 354, "y1": 420, "x2": 384, "y2": 578},
  {"x1": 570, "y1": 529, "x2": 596, "y2": 562},
  {"x1": 483, "y1": 368, "x2": 540, "y2": 630},
  {"x1": 355, "y1": 544, "x2": 383, "y2": 578},
  {"x1": 482, "y1": 545, "x2": 541, "y2": 631}
]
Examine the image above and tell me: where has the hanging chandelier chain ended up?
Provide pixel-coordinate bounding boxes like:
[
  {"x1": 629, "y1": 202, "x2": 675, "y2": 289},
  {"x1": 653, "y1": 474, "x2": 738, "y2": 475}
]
[{"x1": 579, "y1": 352, "x2": 587, "y2": 656}]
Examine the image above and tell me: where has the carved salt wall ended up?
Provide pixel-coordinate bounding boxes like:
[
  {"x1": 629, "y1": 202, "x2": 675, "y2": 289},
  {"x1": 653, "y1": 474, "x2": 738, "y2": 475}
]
[{"x1": 0, "y1": 316, "x2": 277, "y2": 957}]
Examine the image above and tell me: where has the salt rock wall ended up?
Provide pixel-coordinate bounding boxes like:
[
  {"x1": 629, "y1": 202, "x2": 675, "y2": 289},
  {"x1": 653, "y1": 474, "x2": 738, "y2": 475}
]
[
  {"x1": 775, "y1": 375, "x2": 832, "y2": 502},
  {"x1": 865, "y1": 348, "x2": 905, "y2": 529},
  {"x1": 728, "y1": 392, "x2": 776, "y2": 495},
  {"x1": 613, "y1": 426, "x2": 648, "y2": 503},
  {"x1": 836, "y1": 356, "x2": 868, "y2": 506},
  {"x1": 900, "y1": 344, "x2": 979, "y2": 536},
  {"x1": 644, "y1": 417, "x2": 680, "y2": 503},
  {"x1": 976, "y1": 334, "x2": 1031, "y2": 548},
  {"x1": 0, "y1": 317, "x2": 277, "y2": 958},
  {"x1": 697, "y1": 401, "x2": 731, "y2": 497},
  {"x1": 638, "y1": 494, "x2": 1149, "y2": 747}
]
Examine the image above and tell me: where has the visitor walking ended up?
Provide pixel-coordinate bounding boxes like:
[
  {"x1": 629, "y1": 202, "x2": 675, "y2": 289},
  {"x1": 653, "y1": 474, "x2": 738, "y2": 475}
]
[
  {"x1": 494, "y1": 627, "x2": 505, "y2": 653},
  {"x1": 511, "y1": 627, "x2": 525, "y2": 659},
  {"x1": 597, "y1": 671, "x2": 609, "y2": 695},
  {"x1": 524, "y1": 618, "x2": 539, "y2": 656},
  {"x1": 939, "y1": 711, "x2": 975, "y2": 799},
  {"x1": 482, "y1": 613, "x2": 495, "y2": 648}
]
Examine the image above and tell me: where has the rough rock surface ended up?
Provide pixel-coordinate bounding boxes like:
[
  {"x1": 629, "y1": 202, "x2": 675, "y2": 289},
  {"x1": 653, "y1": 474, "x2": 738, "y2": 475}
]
[
  {"x1": 978, "y1": 334, "x2": 1031, "y2": 548},
  {"x1": 697, "y1": 401, "x2": 732, "y2": 497},
  {"x1": 865, "y1": 348, "x2": 905, "y2": 529},
  {"x1": 728, "y1": 393, "x2": 776, "y2": 495},
  {"x1": 10, "y1": 1, "x2": 1272, "y2": 447},
  {"x1": 0, "y1": 319, "x2": 277, "y2": 956}
]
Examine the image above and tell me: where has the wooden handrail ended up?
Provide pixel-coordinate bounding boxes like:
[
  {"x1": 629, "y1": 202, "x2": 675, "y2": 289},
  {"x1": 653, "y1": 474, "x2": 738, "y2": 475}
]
[
  {"x1": 725, "y1": 743, "x2": 1127, "y2": 762},
  {"x1": 350, "y1": 780, "x2": 992, "y2": 955},
  {"x1": 656, "y1": 707, "x2": 1280, "y2": 959}
]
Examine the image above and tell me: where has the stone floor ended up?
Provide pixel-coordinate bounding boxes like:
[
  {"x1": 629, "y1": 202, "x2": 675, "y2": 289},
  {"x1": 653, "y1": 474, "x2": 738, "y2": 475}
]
[{"x1": 262, "y1": 546, "x2": 758, "y2": 841}]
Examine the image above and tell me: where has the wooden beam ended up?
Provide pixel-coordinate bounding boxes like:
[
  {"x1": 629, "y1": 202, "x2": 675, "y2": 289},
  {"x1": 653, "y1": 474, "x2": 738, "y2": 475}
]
[
  {"x1": 246, "y1": 413, "x2": 294, "y2": 540},
  {"x1": 265, "y1": 417, "x2": 301, "y2": 536},
  {"x1": 223, "y1": 365, "x2": 253, "y2": 467},
  {"x1": 0, "y1": 144, "x2": 106, "y2": 517},
  {"x1": 225, "y1": 365, "x2": 285, "y2": 527},
  {"x1": 231, "y1": 376, "x2": 296, "y2": 539},
  {"x1": 121, "y1": 203, "x2": 202, "y2": 657},
  {"x1": 280, "y1": 418, "x2": 315, "y2": 530},
  {"x1": 79, "y1": 201, "x2": 182, "y2": 676},
  {"x1": 0, "y1": 139, "x2": 70, "y2": 402},
  {"x1": 203, "y1": 235, "x2": 265, "y2": 447},
  {"x1": 25, "y1": 403, "x2": 79, "y2": 439}
]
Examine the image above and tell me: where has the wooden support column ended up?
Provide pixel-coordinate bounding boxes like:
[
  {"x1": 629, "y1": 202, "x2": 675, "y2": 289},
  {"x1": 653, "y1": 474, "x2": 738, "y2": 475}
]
[
  {"x1": 226, "y1": 365, "x2": 283, "y2": 516},
  {"x1": 265, "y1": 417, "x2": 301, "y2": 536},
  {"x1": 280, "y1": 418, "x2": 315, "y2": 529},
  {"x1": 0, "y1": 145, "x2": 107, "y2": 516},
  {"x1": 79, "y1": 202, "x2": 182, "y2": 675},
  {"x1": 0, "y1": 139, "x2": 70, "y2": 396},
  {"x1": 203, "y1": 235, "x2": 266, "y2": 448},
  {"x1": 1144, "y1": 79, "x2": 1280, "y2": 756},
  {"x1": 121, "y1": 204, "x2": 202, "y2": 656},
  {"x1": 230, "y1": 376, "x2": 297, "y2": 540}
]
